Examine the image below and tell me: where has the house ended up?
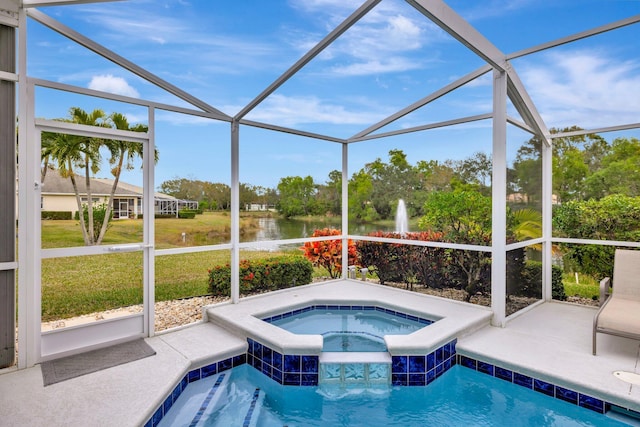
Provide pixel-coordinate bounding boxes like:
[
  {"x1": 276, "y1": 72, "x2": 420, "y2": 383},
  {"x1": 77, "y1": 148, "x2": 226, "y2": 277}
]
[{"x1": 41, "y1": 171, "x2": 198, "y2": 218}]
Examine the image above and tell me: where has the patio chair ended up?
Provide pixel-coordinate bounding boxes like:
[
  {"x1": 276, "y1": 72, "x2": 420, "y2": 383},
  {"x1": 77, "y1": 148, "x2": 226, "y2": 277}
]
[{"x1": 592, "y1": 249, "x2": 640, "y2": 355}]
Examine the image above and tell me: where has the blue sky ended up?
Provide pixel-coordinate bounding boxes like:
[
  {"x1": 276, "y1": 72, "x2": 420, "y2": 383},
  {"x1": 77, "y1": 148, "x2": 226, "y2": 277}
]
[{"x1": 27, "y1": 0, "x2": 640, "y2": 189}]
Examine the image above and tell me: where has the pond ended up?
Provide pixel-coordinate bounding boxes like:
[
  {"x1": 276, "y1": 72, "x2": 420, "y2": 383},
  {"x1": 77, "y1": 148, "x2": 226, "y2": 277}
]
[{"x1": 241, "y1": 217, "x2": 396, "y2": 251}]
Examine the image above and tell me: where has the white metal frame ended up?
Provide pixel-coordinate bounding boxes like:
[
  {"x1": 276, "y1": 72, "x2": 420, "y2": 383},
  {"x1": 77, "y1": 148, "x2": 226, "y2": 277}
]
[
  {"x1": 31, "y1": 114, "x2": 153, "y2": 362},
  {"x1": 8, "y1": 0, "x2": 640, "y2": 368}
]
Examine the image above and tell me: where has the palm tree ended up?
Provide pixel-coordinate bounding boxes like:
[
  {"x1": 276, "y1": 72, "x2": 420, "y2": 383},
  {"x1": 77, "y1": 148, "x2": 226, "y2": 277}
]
[
  {"x1": 95, "y1": 112, "x2": 150, "y2": 244},
  {"x1": 67, "y1": 107, "x2": 109, "y2": 244},
  {"x1": 42, "y1": 107, "x2": 149, "y2": 245}
]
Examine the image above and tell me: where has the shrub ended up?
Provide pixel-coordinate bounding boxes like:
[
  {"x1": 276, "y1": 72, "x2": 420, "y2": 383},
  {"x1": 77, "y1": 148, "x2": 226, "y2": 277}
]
[
  {"x1": 517, "y1": 261, "x2": 566, "y2": 301},
  {"x1": 208, "y1": 255, "x2": 313, "y2": 296},
  {"x1": 178, "y1": 209, "x2": 197, "y2": 219},
  {"x1": 75, "y1": 203, "x2": 112, "y2": 242},
  {"x1": 553, "y1": 195, "x2": 640, "y2": 279},
  {"x1": 41, "y1": 211, "x2": 72, "y2": 220},
  {"x1": 300, "y1": 228, "x2": 357, "y2": 279},
  {"x1": 357, "y1": 231, "x2": 450, "y2": 288}
]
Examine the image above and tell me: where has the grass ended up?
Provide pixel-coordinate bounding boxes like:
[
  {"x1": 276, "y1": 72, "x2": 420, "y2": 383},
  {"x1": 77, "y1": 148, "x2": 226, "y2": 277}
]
[
  {"x1": 40, "y1": 212, "x2": 311, "y2": 321},
  {"x1": 562, "y1": 272, "x2": 600, "y2": 300}
]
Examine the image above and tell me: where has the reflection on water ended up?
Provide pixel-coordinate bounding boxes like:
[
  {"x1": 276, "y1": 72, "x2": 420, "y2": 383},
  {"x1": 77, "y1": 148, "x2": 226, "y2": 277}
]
[{"x1": 241, "y1": 217, "x2": 393, "y2": 251}]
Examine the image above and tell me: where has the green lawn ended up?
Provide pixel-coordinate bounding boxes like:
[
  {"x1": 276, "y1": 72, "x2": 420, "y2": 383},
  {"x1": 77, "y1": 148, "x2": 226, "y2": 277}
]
[
  {"x1": 40, "y1": 212, "x2": 309, "y2": 321},
  {"x1": 562, "y1": 272, "x2": 600, "y2": 300}
]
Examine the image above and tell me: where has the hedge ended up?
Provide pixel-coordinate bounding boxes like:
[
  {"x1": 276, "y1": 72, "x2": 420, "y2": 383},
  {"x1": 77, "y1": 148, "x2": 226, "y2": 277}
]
[
  {"x1": 208, "y1": 255, "x2": 313, "y2": 295},
  {"x1": 41, "y1": 211, "x2": 72, "y2": 220},
  {"x1": 178, "y1": 209, "x2": 197, "y2": 219},
  {"x1": 358, "y1": 232, "x2": 566, "y2": 301}
]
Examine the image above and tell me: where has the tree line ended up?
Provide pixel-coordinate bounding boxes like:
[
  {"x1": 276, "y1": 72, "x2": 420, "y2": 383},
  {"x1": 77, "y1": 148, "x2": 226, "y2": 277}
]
[{"x1": 160, "y1": 128, "x2": 640, "y2": 223}]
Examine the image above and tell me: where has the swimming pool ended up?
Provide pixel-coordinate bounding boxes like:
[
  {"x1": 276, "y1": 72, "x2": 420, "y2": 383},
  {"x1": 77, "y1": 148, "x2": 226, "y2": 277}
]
[
  {"x1": 262, "y1": 305, "x2": 433, "y2": 352},
  {"x1": 156, "y1": 364, "x2": 628, "y2": 426}
]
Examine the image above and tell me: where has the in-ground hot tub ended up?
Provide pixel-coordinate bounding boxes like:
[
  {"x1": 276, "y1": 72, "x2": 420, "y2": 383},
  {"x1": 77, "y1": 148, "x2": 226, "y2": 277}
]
[{"x1": 261, "y1": 305, "x2": 434, "y2": 352}]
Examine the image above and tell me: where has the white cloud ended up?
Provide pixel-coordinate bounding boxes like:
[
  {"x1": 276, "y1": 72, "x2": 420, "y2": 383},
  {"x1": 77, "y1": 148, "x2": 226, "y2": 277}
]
[
  {"x1": 244, "y1": 93, "x2": 387, "y2": 126},
  {"x1": 288, "y1": 0, "x2": 441, "y2": 76},
  {"x1": 88, "y1": 74, "x2": 140, "y2": 98},
  {"x1": 519, "y1": 50, "x2": 640, "y2": 128}
]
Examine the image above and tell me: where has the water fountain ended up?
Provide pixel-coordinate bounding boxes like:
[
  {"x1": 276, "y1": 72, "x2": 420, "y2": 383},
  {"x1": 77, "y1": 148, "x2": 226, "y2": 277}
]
[{"x1": 395, "y1": 199, "x2": 408, "y2": 235}]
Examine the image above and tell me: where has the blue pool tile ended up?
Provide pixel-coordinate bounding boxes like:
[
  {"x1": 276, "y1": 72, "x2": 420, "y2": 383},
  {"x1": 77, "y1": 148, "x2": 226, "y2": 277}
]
[
  {"x1": 188, "y1": 369, "x2": 201, "y2": 383},
  {"x1": 444, "y1": 341, "x2": 456, "y2": 359},
  {"x1": 144, "y1": 419, "x2": 152, "y2": 427},
  {"x1": 375, "y1": 306, "x2": 385, "y2": 312},
  {"x1": 284, "y1": 373, "x2": 301, "y2": 386},
  {"x1": 284, "y1": 355, "x2": 301, "y2": 373},
  {"x1": 392, "y1": 356, "x2": 408, "y2": 374},
  {"x1": 494, "y1": 366, "x2": 512, "y2": 382},
  {"x1": 579, "y1": 394, "x2": 605, "y2": 414},
  {"x1": 328, "y1": 305, "x2": 339, "y2": 310},
  {"x1": 151, "y1": 406, "x2": 163, "y2": 427},
  {"x1": 407, "y1": 314, "x2": 419, "y2": 322},
  {"x1": 363, "y1": 305, "x2": 374, "y2": 311},
  {"x1": 533, "y1": 379, "x2": 554, "y2": 397},
  {"x1": 396, "y1": 312, "x2": 407, "y2": 319},
  {"x1": 218, "y1": 358, "x2": 233, "y2": 372},
  {"x1": 180, "y1": 376, "x2": 188, "y2": 391},
  {"x1": 426, "y1": 369, "x2": 436, "y2": 384},
  {"x1": 262, "y1": 346, "x2": 272, "y2": 365},
  {"x1": 556, "y1": 386, "x2": 578, "y2": 405},
  {"x1": 513, "y1": 372, "x2": 533, "y2": 389},
  {"x1": 477, "y1": 361, "x2": 494, "y2": 376},
  {"x1": 302, "y1": 356, "x2": 319, "y2": 373},
  {"x1": 301, "y1": 306, "x2": 312, "y2": 313},
  {"x1": 201, "y1": 363, "x2": 217, "y2": 378},
  {"x1": 253, "y1": 342, "x2": 262, "y2": 358},
  {"x1": 435, "y1": 347, "x2": 444, "y2": 365},
  {"x1": 409, "y1": 373, "x2": 426, "y2": 386},
  {"x1": 339, "y1": 305, "x2": 351, "y2": 310},
  {"x1": 352, "y1": 305, "x2": 363, "y2": 310},
  {"x1": 253, "y1": 359, "x2": 263, "y2": 372},
  {"x1": 272, "y1": 352, "x2": 283, "y2": 371},
  {"x1": 392, "y1": 373, "x2": 408, "y2": 386},
  {"x1": 443, "y1": 358, "x2": 452, "y2": 371},
  {"x1": 163, "y1": 395, "x2": 173, "y2": 414},
  {"x1": 272, "y1": 314, "x2": 282, "y2": 321},
  {"x1": 426, "y1": 353, "x2": 435, "y2": 371},
  {"x1": 459, "y1": 355, "x2": 476, "y2": 370},
  {"x1": 171, "y1": 384, "x2": 181, "y2": 403},
  {"x1": 273, "y1": 368, "x2": 283, "y2": 384},
  {"x1": 261, "y1": 363, "x2": 271, "y2": 376},
  {"x1": 302, "y1": 374, "x2": 319, "y2": 386},
  {"x1": 282, "y1": 311, "x2": 293, "y2": 319},
  {"x1": 418, "y1": 318, "x2": 431, "y2": 325},
  {"x1": 315, "y1": 305, "x2": 327, "y2": 310},
  {"x1": 435, "y1": 363, "x2": 444, "y2": 377},
  {"x1": 233, "y1": 354, "x2": 246, "y2": 367},
  {"x1": 408, "y1": 356, "x2": 426, "y2": 373},
  {"x1": 293, "y1": 308, "x2": 302, "y2": 315}
]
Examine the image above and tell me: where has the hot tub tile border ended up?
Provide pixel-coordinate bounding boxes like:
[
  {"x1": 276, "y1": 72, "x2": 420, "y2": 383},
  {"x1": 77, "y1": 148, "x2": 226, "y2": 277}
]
[
  {"x1": 457, "y1": 354, "x2": 640, "y2": 418},
  {"x1": 261, "y1": 304, "x2": 434, "y2": 326}
]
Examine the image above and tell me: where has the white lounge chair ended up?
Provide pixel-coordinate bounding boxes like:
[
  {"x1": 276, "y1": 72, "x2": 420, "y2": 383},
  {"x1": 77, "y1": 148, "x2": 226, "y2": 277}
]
[{"x1": 592, "y1": 249, "x2": 640, "y2": 355}]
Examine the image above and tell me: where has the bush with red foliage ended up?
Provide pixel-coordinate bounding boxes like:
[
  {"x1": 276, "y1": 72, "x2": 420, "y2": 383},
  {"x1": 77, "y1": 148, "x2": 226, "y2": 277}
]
[{"x1": 301, "y1": 228, "x2": 358, "y2": 279}]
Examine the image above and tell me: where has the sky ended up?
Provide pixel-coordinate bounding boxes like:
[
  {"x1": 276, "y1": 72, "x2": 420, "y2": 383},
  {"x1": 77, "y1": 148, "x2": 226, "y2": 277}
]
[{"x1": 26, "y1": 0, "x2": 640, "y2": 189}]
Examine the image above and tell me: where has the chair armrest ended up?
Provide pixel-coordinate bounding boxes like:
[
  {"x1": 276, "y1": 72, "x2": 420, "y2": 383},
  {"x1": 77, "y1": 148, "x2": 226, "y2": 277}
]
[{"x1": 599, "y1": 277, "x2": 611, "y2": 306}]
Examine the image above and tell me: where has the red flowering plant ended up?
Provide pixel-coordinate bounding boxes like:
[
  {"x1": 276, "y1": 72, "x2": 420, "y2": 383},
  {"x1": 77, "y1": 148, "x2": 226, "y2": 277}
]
[{"x1": 301, "y1": 228, "x2": 358, "y2": 279}]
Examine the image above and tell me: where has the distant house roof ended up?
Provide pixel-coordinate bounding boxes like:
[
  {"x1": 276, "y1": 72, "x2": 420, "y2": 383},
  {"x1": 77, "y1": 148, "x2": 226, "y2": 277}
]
[{"x1": 41, "y1": 171, "x2": 175, "y2": 200}]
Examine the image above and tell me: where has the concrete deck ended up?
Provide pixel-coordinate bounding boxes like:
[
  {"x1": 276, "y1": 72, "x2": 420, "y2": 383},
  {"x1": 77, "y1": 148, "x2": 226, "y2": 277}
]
[{"x1": 0, "y1": 280, "x2": 638, "y2": 426}]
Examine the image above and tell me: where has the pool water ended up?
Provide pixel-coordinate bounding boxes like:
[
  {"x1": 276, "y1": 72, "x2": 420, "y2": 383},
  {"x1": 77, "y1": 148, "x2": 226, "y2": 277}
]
[
  {"x1": 266, "y1": 308, "x2": 428, "y2": 352},
  {"x1": 158, "y1": 364, "x2": 627, "y2": 427}
]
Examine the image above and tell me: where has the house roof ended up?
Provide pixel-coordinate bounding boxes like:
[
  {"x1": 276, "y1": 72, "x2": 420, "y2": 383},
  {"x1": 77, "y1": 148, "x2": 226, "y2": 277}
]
[{"x1": 41, "y1": 171, "x2": 174, "y2": 200}]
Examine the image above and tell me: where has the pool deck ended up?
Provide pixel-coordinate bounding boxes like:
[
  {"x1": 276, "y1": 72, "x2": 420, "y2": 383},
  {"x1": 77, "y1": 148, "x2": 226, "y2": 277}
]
[{"x1": 0, "y1": 279, "x2": 639, "y2": 426}]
